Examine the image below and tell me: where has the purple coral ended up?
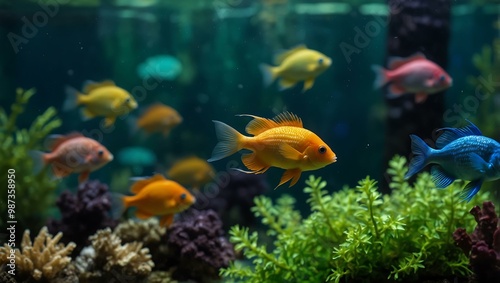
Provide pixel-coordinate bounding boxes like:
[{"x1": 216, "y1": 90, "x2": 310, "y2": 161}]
[
  {"x1": 453, "y1": 201, "x2": 500, "y2": 282},
  {"x1": 195, "y1": 170, "x2": 269, "y2": 229},
  {"x1": 165, "y1": 209, "x2": 235, "y2": 282},
  {"x1": 47, "y1": 180, "x2": 118, "y2": 255}
]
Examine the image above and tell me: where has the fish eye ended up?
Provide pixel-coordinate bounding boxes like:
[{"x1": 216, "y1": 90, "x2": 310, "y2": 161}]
[
  {"x1": 439, "y1": 75, "x2": 446, "y2": 81},
  {"x1": 180, "y1": 193, "x2": 186, "y2": 200},
  {"x1": 98, "y1": 150, "x2": 104, "y2": 156},
  {"x1": 318, "y1": 146, "x2": 327, "y2": 154},
  {"x1": 125, "y1": 98, "x2": 131, "y2": 103},
  {"x1": 318, "y1": 58, "x2": 324, "y2": 65}
]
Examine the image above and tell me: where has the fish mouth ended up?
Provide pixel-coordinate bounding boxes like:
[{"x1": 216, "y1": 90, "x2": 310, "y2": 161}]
[{"x1": 331, "y1": 156, "x2": 337, "y2": 163}]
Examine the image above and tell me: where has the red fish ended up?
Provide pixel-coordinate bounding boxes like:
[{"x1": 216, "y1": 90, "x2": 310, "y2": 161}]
[
  {"x1": 30, "y1": 133, "x2": 113, "y2": 183},
  {"x1": 371, "y1": 53, "x2": 452, "y2": 103}
]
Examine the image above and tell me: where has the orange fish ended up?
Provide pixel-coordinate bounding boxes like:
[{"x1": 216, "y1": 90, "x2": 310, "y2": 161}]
[
  {"x1": 122, "y1": 174, "x2": 196, "y2": 227},
  {"x1": 167, "y1": 156, "x2": 216, "y2": 189},
  {"x1": 137, "y1": 103, "x2": 182, "y2": 136},
  {"x1": 208, "y1": 112, "x2": 337, "y2": 188},
  {"x1": 29, "y1": 133, "x2": 113, "y2": 183}
]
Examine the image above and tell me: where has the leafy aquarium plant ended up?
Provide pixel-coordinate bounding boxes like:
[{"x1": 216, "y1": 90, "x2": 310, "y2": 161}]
[
  {"x1": 0, "y1": 88, "x2": 62, "y2": 234},
  {"x1": 221, "y1": 156, "x2": 492, "y2": 283}
]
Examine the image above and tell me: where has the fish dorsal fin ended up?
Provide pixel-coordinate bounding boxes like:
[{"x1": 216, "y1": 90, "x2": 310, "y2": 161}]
[
  {"x1": 274, "y1": 44, "x2": 308, "y2": 65},
  {"x1": 239, "y1": 112, "x2": 303, "y2": 136},
  {"x1": 388, "y1": 52, "x2": 427, "y2": 69},
  {"x1": 436, "y1": 121, "x2": 483, "y2": 149},
  {"x1": 45, "y1": 132, "x2": 84, "y2": 151},
  {"x1": 239, "y1": 114, "x2": 278, "y2": 136},
  {"x1": 272, "y1": 112, "x2": 303, "y2": 128},
  {"x1": 83, "y1": 80, "x2": 116, "y2": 93},
  {"x1": 130, "y1": 173, "x2": 166, "y2": 194}
]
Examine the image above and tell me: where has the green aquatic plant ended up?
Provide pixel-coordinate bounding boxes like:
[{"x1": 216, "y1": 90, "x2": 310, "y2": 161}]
[
  {"x1": 221, "y1": 156, "x2": 491, "y2": 283},
  {"x1": 0, "y1": 88, "x2": 62, "y2": 234}
]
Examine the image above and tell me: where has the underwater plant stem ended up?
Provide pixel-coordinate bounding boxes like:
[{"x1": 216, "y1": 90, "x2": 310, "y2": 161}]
[
  {"x1": 257, "y1": 206, "x2": 286, "y2": 235},
  {"x1": 368, "y1": 194, "x2": 380, "y2": 240},
  {"x1": 446, "y1": 187, "x2": 456, "y2": 240},
  {"x1": 244, "y1": 238, "x2": 291, "y2": 271},
  {"x1": 311, "y1": 183, "x2": 337, "y2": 239}
]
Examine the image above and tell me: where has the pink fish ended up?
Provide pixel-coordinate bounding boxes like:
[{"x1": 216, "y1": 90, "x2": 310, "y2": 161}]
[
  {"x1": 371, "y1": 53, "x2": 452, "y2": 103},
  {"x1": 29, "y1": 133, "x2": 114, "y2": 183}
]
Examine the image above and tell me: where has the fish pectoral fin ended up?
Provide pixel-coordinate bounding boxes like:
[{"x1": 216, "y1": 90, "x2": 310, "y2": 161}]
[
  {"x1": 414, "y1": 92, "x2": 428, "y2": 103},
  {"x1": 425, "y1": 79, "x2": 435, "y2": 88},
  {"x1": 279, "y1": 144, "x2": 305, "y2": 161},
  {"x1": 388, "y1": 84, "x2": 406, "y2": 97},
  {"x1": 159, "y1": 214, "x2": 174, "y2": 227},
  {"x1": 460, "y1": 179, "x2": 483, "y2": 202},
  {"x1": 80, "y1": 108, "x2": 97, "y2": 120},
  {"x1": 278, "y1": 78, "x2": 298, "y2": 90},
  {"x1": 469, "y1": 153, "x2": 489, "y2": 173},
  {"x1": 135, "y1": 210, "x2": 153, "y2": 220},
  {"x1": 166, "y1": 199, "x2": 177, "y2": 208},
  {"x1": 242, "y1": 152, "x2": 269, "y2": 173},
  {"x1": 303, "y1": 78, "x2": 315, "y2": 92},
  {"x1": 430, "y1": 166, "x2": 455, "y2": 188},
  {"x1": 276, "y1": 168, "x2": 302, "y2": 189},
  {"x1": 51, "y1": 161, "x2": 73, "y2": 178},
  {"x1": 104, "y1": 116, "x2": 116, "y2": 127},
  {"x1": 78, "y1": 171, "x2": 90, "y2": 184}
]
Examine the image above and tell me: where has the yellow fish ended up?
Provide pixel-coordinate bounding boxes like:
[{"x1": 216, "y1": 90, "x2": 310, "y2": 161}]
[
  {"x1": 137, "y1": 103, "x2": 182, "y2": 137},
  {"x1": 208, "y1": 112, "x2": 337, "y2": 188},
  {"x1": 260, "y1": 45, "x2": 331, "y2": 92},
  {"x1": 122, "y1": 174, "x2": 196, "y2": 227},
  {"x1": 64, "y1": 80, "x2": 138, "y2": 127},
  {"x1": 167, "y1": 156, "x2": 215, "y2": 189}
]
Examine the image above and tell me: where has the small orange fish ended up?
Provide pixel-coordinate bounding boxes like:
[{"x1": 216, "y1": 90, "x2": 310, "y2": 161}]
[
  {"x1": 167, "y1": 156, "x2": 216, "y2": 189},
  {"x1": 137, "y1": 103, "x2": 183, "y2": 136},
  {"x1": 30, "y1": 133, "x2": 113, "y2": 183},
  {"x1": 208, "y1": 112, "x2": 337, "y2": 188},
  {"x1": 122, "y1": 174, "x2": 196, "y2": 227}
]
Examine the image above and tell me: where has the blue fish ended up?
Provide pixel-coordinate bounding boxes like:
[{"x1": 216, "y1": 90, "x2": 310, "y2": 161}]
[{"x1": 405, "y1": 121, "x2": 500, "y2": 202}]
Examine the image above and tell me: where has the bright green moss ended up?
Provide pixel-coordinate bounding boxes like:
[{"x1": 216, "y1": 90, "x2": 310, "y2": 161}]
[
  {"x1": 0, "y1": 88, "x2": 62, "y2": 233},
  {"x1": 221, "y1": 156, "x2": 490, "y2": 283}
]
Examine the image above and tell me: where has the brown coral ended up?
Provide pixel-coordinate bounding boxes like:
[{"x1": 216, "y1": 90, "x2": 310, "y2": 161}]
[
  {"x1": 0, "y1": 227, "x2": 75, "y2": 281},
  {"x1": 76, "y1": 228, "x2": 154, "y2": 282},
  {"x1": 113, "y1": 218, "x2": 166, "y2": 246}
]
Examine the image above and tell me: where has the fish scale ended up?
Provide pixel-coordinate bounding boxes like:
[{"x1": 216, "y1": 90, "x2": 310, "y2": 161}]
[
  {"x1": 405, "y1": 121, "x2": 500, "y2": 201},
  {"x1": 208, "y1": 112, "x2": 336, "y2": 188},
  {"x1": 432, "y1": 136, "x2": 500, "y2": 181}
]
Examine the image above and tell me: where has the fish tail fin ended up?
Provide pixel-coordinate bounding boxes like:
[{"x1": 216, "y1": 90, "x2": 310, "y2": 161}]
[
  {"x1": 207, "y1": 120, "x2": 244, "y2": 162},
  {"x1": 371, "y1": 65, "x2": 389, "y2": 89},
  {"x1": 63, "y1": 86, "x2": 82, "y2": 111},
  {"x1": 110, "y1": 193, "x2": 128, "y2": 219},
  {"x1": 28, "y1": 150, "x2": 47, "y2": 175},
  {"x1": 405, "y1": 135, "x2": 432, "y2": 179},
  {"x1": 259, "y1": 63, "x2": 278, "y2": 87}
]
